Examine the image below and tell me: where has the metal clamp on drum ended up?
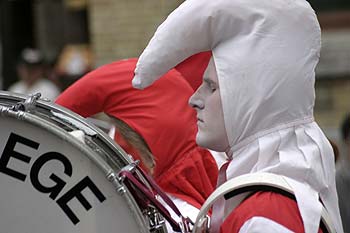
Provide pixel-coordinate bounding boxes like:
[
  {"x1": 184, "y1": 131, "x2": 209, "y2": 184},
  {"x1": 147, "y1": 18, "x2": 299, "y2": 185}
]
[
  {"x1": 192, "y1": 173, "x2": 336, "y2": 233},
  {"x1": 10, "y1": 93, "x2": 42, "y2": 112}
]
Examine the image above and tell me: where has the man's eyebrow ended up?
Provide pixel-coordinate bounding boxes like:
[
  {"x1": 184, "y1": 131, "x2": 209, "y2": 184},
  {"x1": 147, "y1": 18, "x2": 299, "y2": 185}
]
[{"x1": 203, "y1": 77, "x2": 217, "y2": 85}]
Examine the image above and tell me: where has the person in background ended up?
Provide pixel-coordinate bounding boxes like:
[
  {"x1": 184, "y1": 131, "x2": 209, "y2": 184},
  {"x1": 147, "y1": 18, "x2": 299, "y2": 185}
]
[
  {"x1": 131, "y1": 0, "x2": 344, "y2": 232},
  {"x1": 336, "y1": 113, "x2": 350, "y2": 232},
  {"x1": 55, "y1": 58, "x2": 218, "y2": 231},
  {"x1": 8, "y1": 48, "x2": 61, "y2": 101}
]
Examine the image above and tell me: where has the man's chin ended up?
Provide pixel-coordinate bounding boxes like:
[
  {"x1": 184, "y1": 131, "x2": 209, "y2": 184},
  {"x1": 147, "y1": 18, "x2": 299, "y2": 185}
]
[
  {"x1": 196, "y1": 134, "x2": 229, "y2": 152},
  {"x1": 196, "y1": 134, "x2": 215, "y2": 150}
]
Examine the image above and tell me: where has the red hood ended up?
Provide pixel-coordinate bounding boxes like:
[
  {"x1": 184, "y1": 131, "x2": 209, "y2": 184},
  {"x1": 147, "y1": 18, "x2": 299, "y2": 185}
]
[{"x1": 175, "y1": 51, "x2": 212, "y2": 91}]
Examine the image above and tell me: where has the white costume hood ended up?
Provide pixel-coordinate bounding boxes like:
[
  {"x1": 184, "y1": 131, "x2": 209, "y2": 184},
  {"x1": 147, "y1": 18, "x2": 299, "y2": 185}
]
[{"x1": 132, "y1": 0, "x2": 343, "y2": 232}]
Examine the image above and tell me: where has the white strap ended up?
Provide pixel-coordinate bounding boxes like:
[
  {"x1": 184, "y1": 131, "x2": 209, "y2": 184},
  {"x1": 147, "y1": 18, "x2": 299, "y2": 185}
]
[
  {"x1": 192, "y1": 172, "x2": 336, "y2": 233},
  {"x1": 211, "y1": 161, "x2": 230, "y2": 233}
]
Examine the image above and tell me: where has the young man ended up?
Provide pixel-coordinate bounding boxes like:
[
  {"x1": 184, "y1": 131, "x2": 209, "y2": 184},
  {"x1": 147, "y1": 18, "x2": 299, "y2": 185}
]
[{"x1": 131, "y1": 0, "x2": 344, "y2": 232}]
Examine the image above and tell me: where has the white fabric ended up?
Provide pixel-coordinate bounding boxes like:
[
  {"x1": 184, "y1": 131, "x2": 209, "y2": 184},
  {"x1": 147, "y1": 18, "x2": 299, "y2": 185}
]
[
  {"x1": 8, "y1": 79, "x2": 60, "y2": 101},
  {"x1": 224, "y1": 122, "x2": 338, "y2": 233},
  {"x1": 209, "y1": 150, "x2": 227, "y2": 168},
  {"x1": 239, "y1": 217, "x2": 294, "y2": 233},
  {"x1": 131, "y1": 0, "x2": 343, "y2": 232}
]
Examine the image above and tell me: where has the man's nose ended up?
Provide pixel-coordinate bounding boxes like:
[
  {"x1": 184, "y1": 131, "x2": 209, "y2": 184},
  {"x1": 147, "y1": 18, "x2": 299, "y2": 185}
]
[{"x1": 189, "y1": 92, "x2": 204, "y2": 109}]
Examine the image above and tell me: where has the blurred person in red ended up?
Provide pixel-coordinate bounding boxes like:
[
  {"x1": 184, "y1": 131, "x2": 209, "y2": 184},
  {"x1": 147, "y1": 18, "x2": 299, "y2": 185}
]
[
  {"x1": 8, "y1": 48, "x2": 61, "y2": 101},
  {"x1": 55, "y1": 58, "x2": 218, "y2": 230}
]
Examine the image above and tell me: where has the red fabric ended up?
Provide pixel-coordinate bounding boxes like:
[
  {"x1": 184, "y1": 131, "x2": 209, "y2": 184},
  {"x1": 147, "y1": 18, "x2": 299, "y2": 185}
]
[
  {"x1": 175, "y1": 51, "x2": 212, "y2": 91},
  {"x1": 221, "y1": 191, "x2": 323, "y2": 233},
  {"x1": 55, "y1": 58, "x2": 218, "y2": 208},
  {"x1": 157, "y1": 147, "x2": 217, "y2": 210}
]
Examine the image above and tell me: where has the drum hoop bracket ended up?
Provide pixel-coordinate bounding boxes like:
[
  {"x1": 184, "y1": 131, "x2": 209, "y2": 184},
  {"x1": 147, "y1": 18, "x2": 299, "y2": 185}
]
[{"x1": 11, "y1": 93, "x2": 42, "y2": 112}]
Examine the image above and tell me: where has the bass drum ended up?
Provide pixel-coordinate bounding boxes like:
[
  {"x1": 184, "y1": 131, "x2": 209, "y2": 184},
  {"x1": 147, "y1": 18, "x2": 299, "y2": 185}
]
[{"x1": 0, "y1": 91, "x2": 166, "y2": 233}]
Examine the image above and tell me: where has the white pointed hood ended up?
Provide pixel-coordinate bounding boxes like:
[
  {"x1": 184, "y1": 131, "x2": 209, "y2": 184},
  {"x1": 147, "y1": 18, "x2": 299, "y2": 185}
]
[{"x1": 132, "y1": 0, "x2": 343, "y2": 232}]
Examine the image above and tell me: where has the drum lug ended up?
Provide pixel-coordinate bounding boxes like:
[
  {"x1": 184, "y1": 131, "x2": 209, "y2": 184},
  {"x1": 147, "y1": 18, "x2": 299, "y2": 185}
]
[
  {"x1": 106, "y1": 171, "x2": 126, "y2": 194},
  {"x1": 116, "y1": 161, "x2": 140, "y2": 191},
  {"x1": 116, "y1": 162, "x2": 139, "y2": 193}
]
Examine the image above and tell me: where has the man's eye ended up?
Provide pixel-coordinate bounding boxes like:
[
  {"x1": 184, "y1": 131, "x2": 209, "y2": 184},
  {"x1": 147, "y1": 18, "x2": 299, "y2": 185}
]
[
  {"x1": 204, "y1": 80, "x2": 217, "y2": 92},
  {"x1": 210, "y1": 85, "x2": 217, "y2": 92}
]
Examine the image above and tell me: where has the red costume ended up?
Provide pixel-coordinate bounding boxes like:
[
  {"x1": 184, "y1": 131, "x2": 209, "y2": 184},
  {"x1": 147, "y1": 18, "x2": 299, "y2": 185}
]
[{"x1": 55, "y1": 58, "x2": 218, "y2": 210}]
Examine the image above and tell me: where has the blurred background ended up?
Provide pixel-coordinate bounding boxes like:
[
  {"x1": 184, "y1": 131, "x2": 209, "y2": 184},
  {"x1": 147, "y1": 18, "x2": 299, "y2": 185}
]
[{"x1": 0, "y1": 0, "x2": 349, "y2": 151}]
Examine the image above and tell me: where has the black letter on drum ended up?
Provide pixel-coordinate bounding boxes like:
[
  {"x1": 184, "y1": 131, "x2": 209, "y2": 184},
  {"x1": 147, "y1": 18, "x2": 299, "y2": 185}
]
[
  {"x1": 30, "y1": 152, "x2": 73, "y2": 200},
  {"x1": 0, "y1": 133, "x2": 39, "y2": 181},
  {"x1": 56, "y1": 176, "x2": 106, "y2": 225}
]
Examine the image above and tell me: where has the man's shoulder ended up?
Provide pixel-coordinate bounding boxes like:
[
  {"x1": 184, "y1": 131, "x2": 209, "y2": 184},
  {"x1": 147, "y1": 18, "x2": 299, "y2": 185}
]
[{"x1": 221, "y1": 191, "x2": 304, "y2": 233}]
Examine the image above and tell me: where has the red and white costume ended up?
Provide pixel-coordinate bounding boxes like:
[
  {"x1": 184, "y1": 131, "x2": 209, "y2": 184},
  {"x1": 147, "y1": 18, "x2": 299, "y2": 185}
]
[
  {"x1": 131, "y1": 0, "x2": 344, "y2": 232},
  {"x1": 55, "y1": 58, "x2": 218, "y2": 227}
]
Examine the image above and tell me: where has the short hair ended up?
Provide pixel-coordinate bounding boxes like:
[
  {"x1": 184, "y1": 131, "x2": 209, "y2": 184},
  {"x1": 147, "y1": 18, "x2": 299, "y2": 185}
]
[{"x1": 341, "y1": 113, "x2": 350, "y2": 142}]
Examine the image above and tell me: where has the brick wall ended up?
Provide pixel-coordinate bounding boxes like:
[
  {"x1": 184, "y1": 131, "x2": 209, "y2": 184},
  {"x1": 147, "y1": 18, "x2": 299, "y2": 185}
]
[{"x1": 88, "y1": 0, "x2": 183, "y2": 67}]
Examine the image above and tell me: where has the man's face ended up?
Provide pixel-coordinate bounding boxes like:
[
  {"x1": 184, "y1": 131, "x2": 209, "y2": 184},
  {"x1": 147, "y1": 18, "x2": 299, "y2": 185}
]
[{"x1": 189, "y1": 58, "x2": 229, "y2": 152}]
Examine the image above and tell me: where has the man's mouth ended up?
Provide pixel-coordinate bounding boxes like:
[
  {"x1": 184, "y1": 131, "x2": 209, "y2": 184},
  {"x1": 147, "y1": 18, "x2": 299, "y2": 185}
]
[{"x1": 197, "y1": 118, "x2": 204, "y2": 122}]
